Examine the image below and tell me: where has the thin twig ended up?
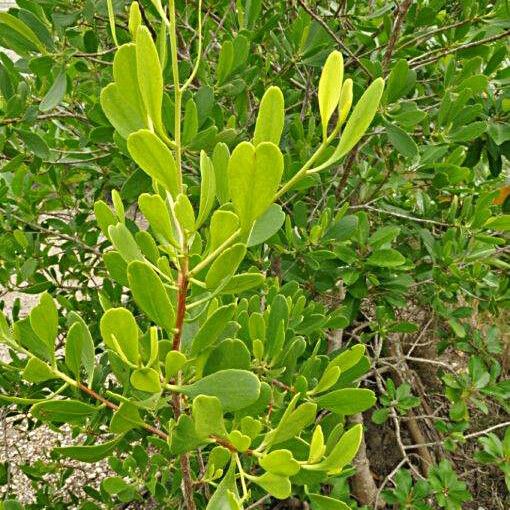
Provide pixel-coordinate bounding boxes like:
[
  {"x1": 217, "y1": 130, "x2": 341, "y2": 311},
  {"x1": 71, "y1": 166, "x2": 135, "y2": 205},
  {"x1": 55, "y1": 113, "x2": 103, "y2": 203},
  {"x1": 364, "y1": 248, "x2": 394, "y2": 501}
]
[
  {"x1": 351, "y1": 204, "x2": 451, "y2": 227},
  {"x1": 406, "y1": 421, "x2": 510, "y2": 450},
  {"x1": 410, "y1": 29, "x2": 510, "y2": 69},
  {"x1": 296, "y1": 0, "x2": 373, "y2": 78},
  {"x1": 382, "y1": 0, "x2": 412, "y2": 72}
]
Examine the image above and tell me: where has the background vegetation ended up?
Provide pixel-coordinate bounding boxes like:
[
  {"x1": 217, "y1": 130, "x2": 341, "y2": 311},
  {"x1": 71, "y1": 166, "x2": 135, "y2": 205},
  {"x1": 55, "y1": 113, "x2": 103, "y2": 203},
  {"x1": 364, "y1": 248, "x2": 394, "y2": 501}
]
[{"x1": 0, "y1": 0, "x2": 509, "y2": 509}]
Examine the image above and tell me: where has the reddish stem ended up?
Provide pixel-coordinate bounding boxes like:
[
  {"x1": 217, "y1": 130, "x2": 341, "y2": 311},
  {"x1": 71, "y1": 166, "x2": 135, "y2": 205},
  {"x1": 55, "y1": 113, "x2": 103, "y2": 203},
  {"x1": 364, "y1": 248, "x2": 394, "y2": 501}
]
[
  {"x1": 78, "y1": 383, "x2": 168, "y2": 440},
  {"x1": 173, "y1": 258, "x2": 189, "y2": 351}
]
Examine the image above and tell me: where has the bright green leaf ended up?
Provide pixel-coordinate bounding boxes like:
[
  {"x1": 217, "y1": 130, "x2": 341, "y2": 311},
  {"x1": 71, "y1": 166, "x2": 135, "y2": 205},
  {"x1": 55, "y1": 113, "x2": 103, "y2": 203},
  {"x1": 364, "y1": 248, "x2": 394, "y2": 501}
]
[
  {"x1": 31, "y1": 400, "x2": 97, "y2": 424},
  {"x1": 318, "y1": 51, "x2": 343, "y2": 137},
  {"x1": 127, "y1": 261, "x2": 175, "y2": 333},
  {"x1": 174, "y1": 369, "x2": 260, "y2": 412},
  {"x1": 136, "y1": 26, "x2": 164, "y2": 138},
  {"x1": 130, "y1": 367, "x2": 161, "y2": 393},
  {"x1": 253, "y1": 86, "x2": 285, "y2": 146},
  {"x1": 100, "y1": 307, "x2": 139, "y2": 365},
  {"x1": 315, "y1": 388, "x2": 376, "y2": 415},
  {"x1": 127, "y1": 129, "x2": 179, "y2": 197},
  {"x1": 228, "y1": 141, "x2": 283, "y2": 229},
  {"x1": 192, "y1": 395, "x2": 227, "y2": 438},
  {"x1": 260, "y1": 449, "x2": 300, "y2": 476}
]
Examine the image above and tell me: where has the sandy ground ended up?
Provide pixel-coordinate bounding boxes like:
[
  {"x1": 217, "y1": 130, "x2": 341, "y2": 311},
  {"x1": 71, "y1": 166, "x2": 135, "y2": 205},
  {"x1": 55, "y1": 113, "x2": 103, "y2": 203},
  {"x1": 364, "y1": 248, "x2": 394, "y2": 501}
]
[{"x1": 0, "y1": 291, "x2": 112, "y2": 505}]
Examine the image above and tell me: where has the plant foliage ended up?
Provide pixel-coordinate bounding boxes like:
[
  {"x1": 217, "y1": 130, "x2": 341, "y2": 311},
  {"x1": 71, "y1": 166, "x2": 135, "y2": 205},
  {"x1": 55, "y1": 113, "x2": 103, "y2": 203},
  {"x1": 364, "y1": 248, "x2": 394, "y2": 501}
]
[{"x1": 0, "y1": 0, "x2": 509, "y2": 509}]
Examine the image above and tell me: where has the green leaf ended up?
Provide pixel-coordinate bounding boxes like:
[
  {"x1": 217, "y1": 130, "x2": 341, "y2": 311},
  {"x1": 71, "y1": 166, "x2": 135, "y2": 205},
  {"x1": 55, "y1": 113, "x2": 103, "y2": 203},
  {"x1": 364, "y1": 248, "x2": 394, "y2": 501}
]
[
  {"x1": 196, "y1": 151, "x2": 216, "y2": 228},
  {"x1": 205, "y1": 243, "x2": 246, "y2": 289},
  {"x1": 101, "y1": 84, "x2": 147, "y2": 139},
  {"x1": 182, "y1": 98, "x2": 199, "y2": 144},
  {"x1": 100, "y1": 308, "x2": 139, "y2": 365},
  {"x1": 228, "y1": 430, "x2": 251, "y2": 452},
  {"x1": 104, "y1": 251, "x2": 129, "y2": 287},
  {"x1": 228, "y1": 141, "x2": 283, "y2": 228},
  {"x1": 368, "y1": 226, "x2": 400, "y2": 249},
  {"x1": 165, "y1": 350, "x2": 187, "y2": 380},
  {"x1": 170, "y1": 414, "x2": 205, "y2": 454},
  {"x1": 100, "y1": 44, "x2": 148, "y2": 139},
  {"x1": 448, "y1": 318, "x2": 466, "y2": 338},
  {"x1": 204, "y1": 338, "x2": 251, "y2": 375},
  {"x1": 308, "y1": 424, "x2": 362, "y2": 474},
  {"x1": 385, "y1": 59, "x2": 410, "y2": 103},
  {"x1": 31, "y1": 400, "x2": 98, "y2": 424},
  {"x1": 449, "y1": 121, "x2": 487, "y2": 143},
  {"x1": 216, "y1": 40, "x2": 234, "y2": 85},
  {"x1": 315, "y1": 388, "x2": 376, "y2": 415},
  {"x1": 192, "y1": 395, "x2": 227, "y2": 437},
  {"x1": 366, "y1": 248, "x2": 405, "y2": 267},
  {"x1": 108, "y1": 223, "x2": 144, "y2": 263},
  {"x1": 128, "y1": 2, "x2": 142, "y2": 38},
  {"x1": 127, "y1": 261, "x2": 175, "y2": 333},
  {"x1": 138, "y1": 193, "x2": 176, "y2": 245},
  {"x1": 317, "y1": 78, "x2": 384, "y2": 172},
  {"x1": 330, "y1": 345, "x2": 366, "y2": 372},
  {"x1": 338, "y1": 78, "x2": 353, "y2": 125},
  {"x1": 110, "y1": 401, "x2": 144, "y2": 434},
  {"x1": 191, "y1": 303, "x2": 236, "y2": 355},
  {"x1": 212, "y1": 142, "x2": 230, "y2": 204},
  {"x1": 337, "y1": 77, "x2": 384, "y2": 156},
  {"x1": 130, "y1": 367, "x2": 161, "y2": 393},
  {"x1": 54, "y1": 437, "x2": 121, "y2": 463},
  {"x1": 253, "y1": 86, "x2": 285, "y2": 146},
  {"x1": 260, "y1": 449, "x2": 300, "y2": 476},
  {"x1": 111, "y1": 189, "x2": 125, "y2": 223},
  {"x1": 101, "y1": 476, "x2": 133, "y2": 497},
  {"x1": 94, "y1": 200, "x2": 117, "y2": 240},
  {"x1": 221, "y1": 272, "x2": 265, "y2": 294},
  {"x1": 39, "y1": 70, "x2": 66, "y2": 112},
  {"x1": 386, "y1": 123, "x2": 418, "y2": 158},
  {"x1": 209, "y1": 210, "x2": 239, "y2": 252},
  {"x1": 456, "y1": 74, "x2": 488, "y2": 94},
  {"x1": 248, "y1": 472, "x2": 291, "y2": 500},
  {"x1": 325, "y1": 215, "x2": 358, "y2": 241},
  {"x1": 248, "y1": 204, "x2": 285, "y2": 247},
  {"x1": 65, "y1": 317, "x2": 95, "y2": 385},
  {"x1": 318, "y1": 51, "x2": 343, "y2": 137},
  {"x1": 371, "y1": 408, "x2": 390, "y2": 424},
  {"x1": 17, "y1": 130, "x2": 50, "y2": 160},
  {"x1": 206, "y1": 462, "x2": 239, "y2": 510},
  {"x1": 127, "y1": 129, "x2": 179, "y2": 197},
  {"x1": 174, "y1": 193, "x2": 196, "y2": 232},
  {"x1": 310, "y1": 365, "x2": 341, "y2": 395},
  {"x1": 22, "y1": 357, "x2": 57, "y2": 383},
  {"x1": 309, "y1": 494, "x2": 350, "y2": 510},
  {"x1": 308, "y1": 425, "x2": 325, "y2": 464},
  {"x1": 12, "y1": 317, "x2": 55, "y2": 361},
  {"x1": 265, "y1": 397, "x2": 317, "y2": 447},
  {"x1": 175, "y1": 369, "x2": 260, "y2": 412},
  {"x1": 29, "y1": 292, "x2": 57, "y2": 358},
  {"x1": 0, "y1": 12, "x2": 46, "y2": 54},
  {"x1": 485, "y1": 215, "x2": 510, "y2": 231},
  {"x1": 136, "y1": 26, "x2": 164, "y2": 138}
]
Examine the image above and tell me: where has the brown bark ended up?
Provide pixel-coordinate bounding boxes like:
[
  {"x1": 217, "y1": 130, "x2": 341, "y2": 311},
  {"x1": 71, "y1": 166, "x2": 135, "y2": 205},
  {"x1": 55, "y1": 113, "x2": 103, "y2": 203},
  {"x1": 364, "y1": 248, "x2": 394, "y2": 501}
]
[{"x1": 350, "y1": 413, "x2": 382, "y2": 508}]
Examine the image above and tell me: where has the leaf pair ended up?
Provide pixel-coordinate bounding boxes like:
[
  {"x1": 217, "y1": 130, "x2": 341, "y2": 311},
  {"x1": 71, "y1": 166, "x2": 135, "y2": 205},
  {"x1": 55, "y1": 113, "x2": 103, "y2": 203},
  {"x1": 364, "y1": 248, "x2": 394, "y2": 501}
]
[
  {"x1": 101, "y1": 26, "x2": 165, "y2": 140},
  {"x1": 228, "y1": 141, "x2": 283, "y2": 230},
  {"x1": 314, "y1": 50, "x2": 385, "y2": 170}
]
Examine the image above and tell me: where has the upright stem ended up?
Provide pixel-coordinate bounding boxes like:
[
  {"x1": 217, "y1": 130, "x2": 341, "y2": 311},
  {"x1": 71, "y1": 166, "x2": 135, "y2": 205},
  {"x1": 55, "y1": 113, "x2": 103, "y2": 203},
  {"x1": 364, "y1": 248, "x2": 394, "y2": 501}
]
[
  {"x1": 169, "y1": 0, "x2": 182, "y2": 189},
  {"x1": 167, "y1": 3, "x2": 195, "y2": 508},
  {"x1": 173, "y1": 257, "x2": 189, "y2": 351}
]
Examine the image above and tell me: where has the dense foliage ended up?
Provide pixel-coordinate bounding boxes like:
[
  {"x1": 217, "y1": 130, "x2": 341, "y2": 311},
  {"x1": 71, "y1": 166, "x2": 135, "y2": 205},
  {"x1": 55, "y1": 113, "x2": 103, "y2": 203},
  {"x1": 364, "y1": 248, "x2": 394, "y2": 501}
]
[{"x1": 0, "y1": 1, "x2": 509, "y2": 509}]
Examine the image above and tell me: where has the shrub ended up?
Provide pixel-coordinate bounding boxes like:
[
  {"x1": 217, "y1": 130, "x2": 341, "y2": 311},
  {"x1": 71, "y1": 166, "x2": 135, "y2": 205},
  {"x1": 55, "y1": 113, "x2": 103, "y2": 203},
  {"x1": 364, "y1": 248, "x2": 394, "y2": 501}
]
[{"x1": 0, "y1": 1, "x2": 509, "y2": 509}]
